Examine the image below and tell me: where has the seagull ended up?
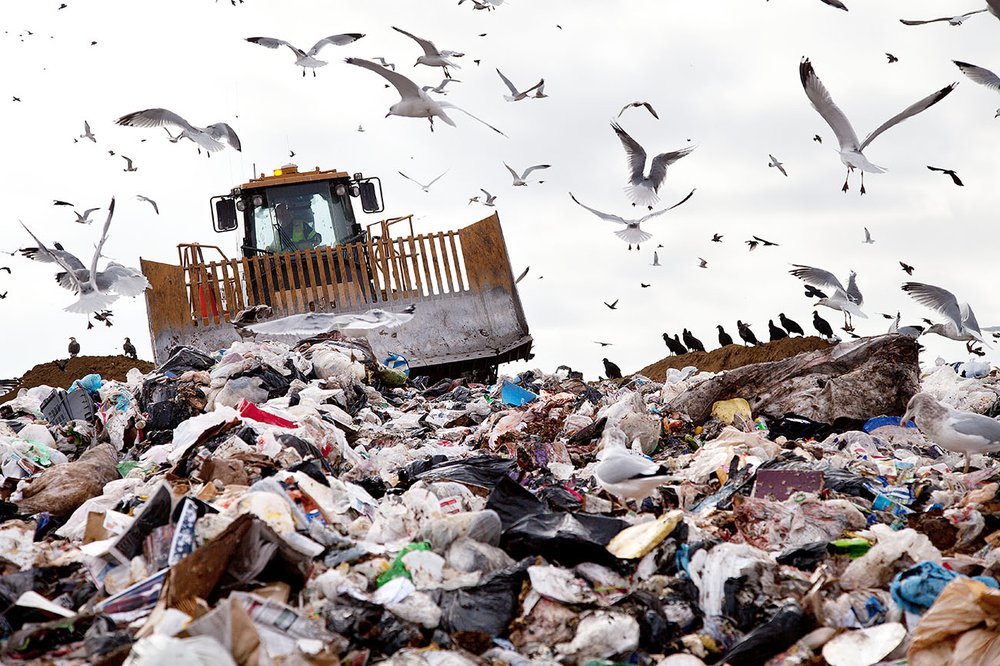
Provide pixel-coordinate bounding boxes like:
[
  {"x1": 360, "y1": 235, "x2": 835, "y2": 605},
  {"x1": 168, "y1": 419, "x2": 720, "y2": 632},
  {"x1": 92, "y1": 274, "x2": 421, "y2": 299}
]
[
  {"x1": 569, "y1": 190, "x2": 695, "y2": 250},
  {"x1": 421, "y1": 78, "x2": 462, "y2": 94},
  {"x1": 604, "y1": 299, "x2": 619, "y2": 310},
  {"x1": 116, "y1": 108, "x2": 242, "y2": 155},
  {"x1": 79, "y1": 120, "x2": 96, "y2": 142},
  {"x1": 737, "y1": 320, "x2": 760, "y2": 346},
  {"x1": 717, "y1": 325, "x2": 734, "y2": 347},
  {"x1": 345, "y1": 58, "x2": 506, "y2": 136},
  {"x1": 901, "y1": 282, "x2": 994, "y2": 348},
  {"x1": 505, "y1": 163, "x2": 549, "y2": 186},
  {"x1": 531, "y1": 81, "x2": 548, "y2": 99},
  {"x1": 817, "y1": 0, "x2": 847, "y2": 10},
  {"x1": 863, "y1": 227, "x2": 875, "y2": 244},
  {"x1": 698, "y1": 257, "x2": 708, "y2": 268},
  {"x1": 121, "y1": 155, "x2": 137, "y2": 172},
  {"x1": 926, "y1": 165, "x2": 964, "y2": 186},
  {"x1": 245, "y1": 34, "x2": 364, "y2": 76},
  {"x1": 135, "y1": 195, "x2": 159, "y2": 214},
  {"x1": 902, "y1": 393, "x2": 1000, "y2": 472},
  {"x1": 243, "y1": 306, "x2": 416, "y2": 338},
  {"x1": 711, "y1": 233, "x2": 723, "y2": 242},
  {"x1": 886, "y1": 53, "x2": 899, "y2": 64},
  {"x1": 468, "y1": 195, "x2": 480, "y2": 205},
  {"x1": 398, "y1": 170, "x2": 448, "y2": 192},
  {"x1": 357, "y1": 125, "x2": 365, "y2": 133},
  {"x1": 789, "y1": 264, "x2": 866, "y2": 329},
  {"x1": 479, "y1": 188, "x2": 497, "y2": 206},
  {"x1": 812, "y1": 311, "x2": 834, "y2": 339},
  {"x1": 595, "y1": 446, "x2": 671, "y2": 503},
  {"x1": 58, "y1": 204, "x2": 100, "y2": 224},
  {"x1": 768, "y1": 154, "x2": 788, "y2": 176},
  {"x1": 496, "y1": 69, "x2": 543, "y2": 101},
  {"x1": 799, "y1": 57, "x2": 956, "y2": 194},
  {"x1": 887, "y1": 312, "x2": 924, "y2": 339},
  {"x1": 392, "y1": 26, "x2": 463, "y2": 78},
  {"x1": 371, "y1": 56, "x2": 396, "y2": 70},
  {"x1": 779, "y1": 313, "x2": 804, "y2": 335},
  {"x1": 21, "y1": 199, "x2": 150, "y2": 313},
  {"x1": 900, "y1": 9, "x2": 988, "y2": 26},
  {"x1": 617, "y1": 101, "x2": 658, "y2": 120},
  {"x1": 612, "y1": 121, "x2": 695, "y2": 209},
  {"x1": 651, "y1": 251, "x2": 661, "y2": 266},
  {"x1": 515, "y1": 266, "x2": 529, "y2": 283},
  {"x1": 900, "y1": 261, "x2": 915, "y2": 275},
  {"x1": 123, "y1": 337, "x2": 137, "y2": 359},
  {"x1": 952, "y1": 61, "x2": 1000, "y2": 110},
  {"x1": 68, "y1": 337, "x2": 80, "y2": 357}
]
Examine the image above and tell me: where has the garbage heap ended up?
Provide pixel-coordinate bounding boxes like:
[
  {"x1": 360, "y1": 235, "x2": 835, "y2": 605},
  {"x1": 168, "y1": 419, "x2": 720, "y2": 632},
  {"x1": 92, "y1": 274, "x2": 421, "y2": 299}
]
[{"x1": 3, "y1": 334, "x2": 1000, "y2": 665}]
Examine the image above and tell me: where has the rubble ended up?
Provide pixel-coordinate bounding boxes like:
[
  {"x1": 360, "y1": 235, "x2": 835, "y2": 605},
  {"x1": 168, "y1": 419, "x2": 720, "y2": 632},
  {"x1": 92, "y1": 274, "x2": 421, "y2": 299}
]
[{"x1": 2, "y1": 334, "x2": 1000, "y2": 664}]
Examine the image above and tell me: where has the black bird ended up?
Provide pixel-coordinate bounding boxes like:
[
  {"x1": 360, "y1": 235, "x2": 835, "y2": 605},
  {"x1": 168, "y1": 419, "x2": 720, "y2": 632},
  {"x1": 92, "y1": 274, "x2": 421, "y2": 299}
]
[
  {"x1": 93, "y1": 310, "x2": 114, "y2": 327},
  {"x1": 603, "y1": 358, "x2": 623, "y2": 379},
  {"x1": 0, "y1": 292, "x2": 6, "y2": 299},
  {"x1": 717, "y1": 325, "x2": 734, "y2": 347},
  {"x1": 0, "y1": 266, "x2": 10, "y2": 273},
  {"x1": 900, "y1": 261, "x2": 915, "y2": 275},
  {"x1": 813, "y1": 134, "x2": 822, "y2": 143},
  {"x1": 662, "y1": 333, "x2": 687, "y2": 356},
  {"x1": 804, "y1": 285, "x2": 828, "y2": 299},
  {"x1": 594, "y1": 341, "x2": 613, "y2": 347},
  {"x1": 123, "y1": 337, "x2": 137, "y2": 359},
  {"x1": 711, "y1": 233, "x2": 723, "y2": 242},
  {"x1": 746, "y1": 239, "x2": 759, "y2": 251},
  {"x1": 682, "y1": 328, "x2": 706, "y2": 352},
  {"x1": 886, "y1": 53, "x2": 899, "y2": 64},
  {"x1": 737, "y1": 320, "x2": 759, "y2": 346},
  {"x1": 604, "y1": 299, "x2": 618, "y2": 310},
  {"x1": 753, "y1": 235, "x2": 779, "y2": 247},
  {"x1": 813, "y1": 310, "x2": 834, "y2": 339},
  {"x1": 768, "y1": 320, "x2": 788, "y2": 341},
  {"x1": 926, "y1": 166, "x2": 963, "y2": 186},
  {"x1": 779, "y1": 313, "x2": 804, "y2": 336},
  {"x1": 640, "y1": 283, "x2": 651, "y2": 288},
  {"x1": 12, "y1": 96, "x2": 21, "y2": 102}
]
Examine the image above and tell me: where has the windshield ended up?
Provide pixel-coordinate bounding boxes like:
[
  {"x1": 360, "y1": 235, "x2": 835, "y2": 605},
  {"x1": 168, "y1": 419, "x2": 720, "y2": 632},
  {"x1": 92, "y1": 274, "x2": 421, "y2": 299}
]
[{"x1": 252, "y1": 181, "x2": 354, "y2": 253}]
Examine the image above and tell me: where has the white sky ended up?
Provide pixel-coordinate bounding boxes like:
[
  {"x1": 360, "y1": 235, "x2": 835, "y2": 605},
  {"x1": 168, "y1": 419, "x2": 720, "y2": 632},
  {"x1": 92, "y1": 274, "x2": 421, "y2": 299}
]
[{"x1": 2, "y1": 0, "x2": 999, "y2": 381}]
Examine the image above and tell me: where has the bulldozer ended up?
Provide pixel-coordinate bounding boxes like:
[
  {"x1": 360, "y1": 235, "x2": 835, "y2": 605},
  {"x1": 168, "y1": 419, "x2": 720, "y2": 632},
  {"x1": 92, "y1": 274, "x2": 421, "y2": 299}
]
[{"x1": 140, "y1": 164, "x2": 532, "y2": 381}]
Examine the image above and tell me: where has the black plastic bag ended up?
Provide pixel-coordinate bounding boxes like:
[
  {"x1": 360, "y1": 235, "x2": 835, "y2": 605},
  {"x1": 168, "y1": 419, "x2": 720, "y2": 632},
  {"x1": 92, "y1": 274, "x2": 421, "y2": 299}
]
[
  {"x1": 157, "y1": 346, "x2": 215, "y2": 375},
  {"x1": 439, "y1": 558, "x2": 531, "y2": 635},
  {"x1": 715, "y1": 602, "x2": 807, "y2": 666}
]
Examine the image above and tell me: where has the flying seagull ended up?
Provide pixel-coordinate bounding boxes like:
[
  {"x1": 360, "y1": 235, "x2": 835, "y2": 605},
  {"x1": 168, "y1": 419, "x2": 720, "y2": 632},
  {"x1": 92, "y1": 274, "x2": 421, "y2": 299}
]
[
  {"x1": 927, "y1": 165, "x2": 964, "y2": 186},
  {"x1": 863, "y1": 227, "x2": 874, "y2": 244},
  {"x1": 768, "y1": 154, "x2": 788, "y2": 176},
  {"x1": 505, "y1": 162, "x2": 549, "y2": 186},
  {"x1": 617, "y1": 101, "x2": 658, "y2": 120},
  {"x1": 116, "y1": 108, "x2": 242, "y2": 155},
  {"x1": 479, "y1": 188, "x2": 497, "y2": 206},
  {"x1": 79, "y1": 120, "x2": 96, "y2": 142},
  {"x1": 900, "y1": 9, "x2": 987, "y2": 26},
  {"x1": 569, "y1": 189, "x2": 696, "y2": 250},
  {"x1": 651, "y1": 251, "x2": 661, "y2": 266},
  {"x1": 799, "y1": 57, "x2": 956, "y2": 194},
  {"x1": 244, "y1": 306, "x2": 416, "y2": 338},
  {"x1": 611, "y1": 121, "x2": 695, "y2": 209},
  {"x1": 392, "y1": 26, "x2": 463, "y2": 78},
  {"x1": 59, "y1": 204, "x2": 100, "y2": 224},
  {"x1": 245, "y1": 33, "x2": 364, "y2": 76},
  {"x1": 901, "y1": 282, "x2": 996, "y2": 348},
  {"x1": 952, "y1": 61, "x2": 1000, "y2": 114},
  {"x1": 345, "y1": 58, "x2": 506, "y2": 136},
  {"x1": 421, "y1": 78, "x2": 462, "y2": 94},
  {"x1": 496, "y1": 69, "x2": 543, "y2": 101},
  {"x1": 121, "y1": 155, "x2": 137, "y2": 172},
  {"x1": 789, "y1": 264, "x2": 866, "y2": 329},
  {"x1": 135, "y1": 194, "x2": 159, "y2": 214},
  {"x1": 398, "y1": 170, "x2": 448, "y2": 192},
  {"x1": 371, "y1": 57, "x2": 395, "y2": 71},
  {"x1": 817, "y1": 0, "x2": 847, "y2": 10}
]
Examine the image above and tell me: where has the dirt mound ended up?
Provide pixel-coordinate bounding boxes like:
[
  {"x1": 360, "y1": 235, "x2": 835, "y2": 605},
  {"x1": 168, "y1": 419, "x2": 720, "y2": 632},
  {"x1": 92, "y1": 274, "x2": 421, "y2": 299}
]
[
  {"x1": 1, "y1": 355, "x2": 156, "y2": 403},
  {"x1": 636, "y1": 336, "x2": 832, "y2": 379}
]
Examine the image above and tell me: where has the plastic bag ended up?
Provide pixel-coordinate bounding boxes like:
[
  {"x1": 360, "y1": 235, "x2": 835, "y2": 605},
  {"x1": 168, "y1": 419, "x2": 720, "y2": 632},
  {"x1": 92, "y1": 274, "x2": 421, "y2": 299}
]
[
  {"x1": 908, "y1": 577, "x2": 1000, "y2": 666},
  {"x1": 15, "y1": 442, "x2": 119, "y2": 516}
]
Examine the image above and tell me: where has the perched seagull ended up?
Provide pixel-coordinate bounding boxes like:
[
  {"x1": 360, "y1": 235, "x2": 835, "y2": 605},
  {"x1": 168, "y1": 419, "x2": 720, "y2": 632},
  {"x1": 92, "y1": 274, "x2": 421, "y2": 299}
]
[
  {"x1": 79, "y1": 120, "x2": 96, "y2": 142},
  {"x1": 863, "y1": 227, "x2": 875, "y2": 244},
  {"x1": 245, "y1": 34, "x2": 364, "y2": 76},
  {"x1": 886, "y1": 53, "x2": 899, "y2": 64},
  {"x1": 901, "y1": 282, "x2": 994, "y2": 349},
  {"x1": 927, "y1": 165, "x2": 964, "y2": 186},
  {"x1": 900, "y1": 261, "x2": 915, "y2": 275},
  {"x1": 651, "y1": 251, "x2": 661, "y2": 266},
  {"x1": 243, "y1": 306, "x2": 416, "y2": 338},
  {"x1": 421, "y1": 78, "x2": 461, "y2": 94},
  {"x1": 900, "y1": 9, "x2": 988, "y2": 26},
  {"x1": 617, "y1": 101, "x2": 658, "y2": 120},
  {"x1": 345, "y1": 58, "x2": 506, "y2": 136},
  {"x1": 789, "y1": 264, "x2": 866, "y2": 329},
  {"x1": 135, "y1": 194, "x2": 159, "y2": 214},
  {"x1": 799, "y1": 57, "x2": 956, "y2": 194},
  {"x1": 569, "y1": 189, "x2": 695, "y2": 250},
  {"x1": 116, "y1": 108, "x2": 242, "y2": 155},
  {"x1": 612, "y1": 121, "x2": 695, "y2": 209},
  {"x1": 505, "y1": 162, "x2": 550, "y2": 186},
  {"x1": 121, "y1": 155, "x2": 137, "y2": 172},
  {"x1": 604, "y1": 299, "x2": 619, "y2": 310},
  {"x1": 698, "y1": 257, "x2": 708, "y2": 268},
  {"x1": 371, "y1": 56, "x2": 396, "y2": 71},
  {"x1": 392, "y1": 26, "x2": 463, "y2": 78},
  {"x1": 768, "y1": 154, "x2": 788, "y2": 176},
  {"x1": 398, "y1": 170, "x2": 448, "y2": 192},
  {"x1": 902, "y1": 393, "x2": 1000, "y2": 472},
  {"x1": 711, "y1": 233, "x2": 723, "y2": 242},
  {"x1": 21, "y1": 199, "x2": 150, "y2": 313},
  {"x1": 496, "y1": 69, "x2": 543, "y2": 101},
  {"x1": 479, "y1": 188, "x2": 497, "y2": 206}
]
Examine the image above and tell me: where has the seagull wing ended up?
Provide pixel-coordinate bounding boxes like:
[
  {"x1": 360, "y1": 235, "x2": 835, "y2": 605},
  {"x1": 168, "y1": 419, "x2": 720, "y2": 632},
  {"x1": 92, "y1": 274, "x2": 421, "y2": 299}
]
[
  {"x1": 245, "y1": 36, "x2": 306, "y2": 58},
  {"x1": 611, "y1": 121, "x2": 648, "y2": 184},
  {"x1": 800, "y1": 58, "x2": 862, "y2": 151},
  {"x1": 80, "y1": 208, "x2": 100, "y2": 220},
  {"x1": 480, "y1": 188, "x2": 494, "y2": 199},
  {"x1": 122, "y1": 155, "x2": 133, "y2": 169},
  {"x1": 953, "y1": 60, "x2": 1000, "y2": 90},
  {"x1": 437, "y1": 101, "x2": 508, "y2": 137},
  {"x1": 89, "y1": 198, "x2": 114, "y2": 289},
  {"x1": 899, "y1": 17, "x2": 951, "y2": 25},
  {"x1": 503, "y1": 163, "x2": 520, "y2": 181},
  {"x1": 246, "y1": 313, "x2": 336, "y2": 337},
  {"x1": 20, "y1": 224, "x2": 85, "y2": 284},
  {"x1": 346, "y1": 57, "x2": 421, "y2": 100},
  {"x1": 901, "y1": 282, "x2": 964, "y2": 331},
  {"x1": 136, "y1": 194, "x2": 159, "y2": 214},
  {"x1": 846, "y1": 272, "x2": 863, "y2": 306},
  {"x1": 864, "y1": 227, "x2": 871, "y2": 242},
  {"x1": 860, "y1": 83, "x2": 956, "y2": 150},
  {"x1": 392, "y1": 26, "x2": 439, "y2": 57},
  {"x1": 789, "y1": 264, "x2": 847, "y2": 292},
  {"x1": 521, "y1": 164, "x2": 550, "y2": 179},
  {"x1": 496, "y1": 68, "x2": 519, "y2": 95},
  {"x1": 98, "y1": 262, "x2": 150, "y2": 296},
  {"x1": 597, "y1": 449, "x2": 662, "y2": 483},
  {"x1": 308, "y1": 33, "x2": 364, "y2": 55},
  {"x1": 647, "y1": 146, "x2": 695, "y2": 189},
  {"x1": 116, "y1": 108, "x2": 199, "y2": 134},
  {"x1": 638, "y1": 188, "x2": 696, "y2": 222},
  {"x1": 204, "y1": 123, "x2": 242, "y2": 151},
  {"x1": 397, "y1": 171, "x2": 422, "y2": 187},
  {"x1": 642, "y1": 102, "x2": 659, "y2": 119},
  {"x1": 959, "y1": 302, "x2": 985, "y2": 339},
  {"x1": 568, "y1": 193, "x2": 626, "y2": 225},
  {"x1": 426, "y1": 170, "x2": 449, "y2": 187}
]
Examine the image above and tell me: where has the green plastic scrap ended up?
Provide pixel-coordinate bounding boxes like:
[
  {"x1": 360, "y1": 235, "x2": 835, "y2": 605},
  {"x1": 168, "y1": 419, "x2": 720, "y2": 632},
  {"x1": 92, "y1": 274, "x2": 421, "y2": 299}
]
[
  {"x1": 376, "y1": 541, "x2": 431, "y2": 588},
  {"x1": 830, "y1": 537, "x2": 872, "y2": 559}
]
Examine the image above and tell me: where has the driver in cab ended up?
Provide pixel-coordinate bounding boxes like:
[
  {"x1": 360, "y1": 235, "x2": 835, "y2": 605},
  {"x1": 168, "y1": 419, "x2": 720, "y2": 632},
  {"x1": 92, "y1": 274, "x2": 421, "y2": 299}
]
[{"x1": 270, "y1": 202, "x2": 321, "y2": 251}]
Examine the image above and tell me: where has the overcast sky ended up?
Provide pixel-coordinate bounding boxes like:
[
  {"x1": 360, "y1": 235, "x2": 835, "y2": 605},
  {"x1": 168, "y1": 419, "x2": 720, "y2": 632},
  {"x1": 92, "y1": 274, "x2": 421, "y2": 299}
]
[{"x1": 2, "y1": 0, "x2": 1000, "y2": 381}]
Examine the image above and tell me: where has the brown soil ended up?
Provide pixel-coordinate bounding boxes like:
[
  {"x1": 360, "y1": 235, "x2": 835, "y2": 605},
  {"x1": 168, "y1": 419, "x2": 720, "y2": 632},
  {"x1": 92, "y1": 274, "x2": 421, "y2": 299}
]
[
  {"x1": 636, "y1": 336, "x2": 832, "y2": 379},
  {"x1": 1, "y1": 355, "x2": 156, "y2": 403}
]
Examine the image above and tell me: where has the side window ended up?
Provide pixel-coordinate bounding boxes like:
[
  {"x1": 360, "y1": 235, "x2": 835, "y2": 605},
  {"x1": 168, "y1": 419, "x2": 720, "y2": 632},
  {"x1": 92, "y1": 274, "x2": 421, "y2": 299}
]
[{"x1": 254, "y1": 206, "x2": 276, "y2": 250}]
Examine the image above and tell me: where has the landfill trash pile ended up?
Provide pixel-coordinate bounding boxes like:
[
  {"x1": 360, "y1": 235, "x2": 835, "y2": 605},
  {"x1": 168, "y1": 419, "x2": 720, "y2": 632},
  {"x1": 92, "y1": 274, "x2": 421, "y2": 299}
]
[
  {"x1": 637, "y1": 336, "x2": 832, "y2": 377},
  {"x1": 2, "y1": 334, "x2": 1000, "y2": 665}
]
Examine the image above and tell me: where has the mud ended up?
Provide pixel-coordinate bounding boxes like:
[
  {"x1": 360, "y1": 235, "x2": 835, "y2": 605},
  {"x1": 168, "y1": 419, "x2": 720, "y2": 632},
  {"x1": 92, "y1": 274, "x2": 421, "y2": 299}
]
[
  {"x1": 0, "y1": 355, "x2": 155, "y2": 403},
  {"x1": 636, "y1": 336, "x2": 833, "y2": 378}
]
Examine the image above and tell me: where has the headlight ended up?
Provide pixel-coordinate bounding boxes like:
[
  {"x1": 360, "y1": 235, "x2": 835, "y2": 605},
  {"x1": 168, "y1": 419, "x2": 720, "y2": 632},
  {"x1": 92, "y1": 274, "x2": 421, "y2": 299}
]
[
  {"x1": 252, "y1": 194, "x2": 264, "y2": 207},
  {"x1": 235, "y1": 199, "x2": 247, "y2": 212}
]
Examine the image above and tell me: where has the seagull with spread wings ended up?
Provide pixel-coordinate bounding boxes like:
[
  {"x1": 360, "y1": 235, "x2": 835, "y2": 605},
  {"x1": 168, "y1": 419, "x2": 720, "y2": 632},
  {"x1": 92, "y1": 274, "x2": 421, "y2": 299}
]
[
  {"x1": 54, "y1": 201, "x2": 101, "y2": 224},
  {"x1": 799, "y1": 57, "x2": 956, "y2": 194},
  {"x1": 243, "y1": 306, "x2": 415, "y2": 338},
  {"x1": 901, "y1": 282, "x2": 998, "y2": 350},
  {"x1": 611, "y1": 121, "x2": 695, "y2": 209},
  {"x1": 953, "y1": 60, "x2": 1000, "y2": 118},
  {"x1": 245, "y1": 33, "x2": 364, "y2": 76},
  {"x1": 136, "y1": 195, "x2": 159, "y2": 214},
  {"x1": 900, "y1": 9, "x2": 987, "y2": 26},
  {"x1": 345, "y1": 58, "x2": 506, "y2": 136},
  {"x1": 617, "y1": 101, "x2": 658, "y2": 120},
  {"x1": 505, "y1": 162, "x2": 549, "y2": 186},
  {"x1": 397, "y1": 170, "x2": 448, "y2": 192},
  {"x1": 789, "y1": 264, "x2": 866, "y2": 330},
  {"x1": 116, "y1": 108, "x2": 242, "y2": 156},
  {"x1": 569, "y1": 190, "x2": 695, "y2": 250},
  {"x1": 79, "y1": 120, "x2": 96, "y2": 143},
  {"x1": 496, "y1": 69, "x2": 543, "y2": 101},
  {"x1": 392, "y1": 26, "x2": 463, "y2": 78}
]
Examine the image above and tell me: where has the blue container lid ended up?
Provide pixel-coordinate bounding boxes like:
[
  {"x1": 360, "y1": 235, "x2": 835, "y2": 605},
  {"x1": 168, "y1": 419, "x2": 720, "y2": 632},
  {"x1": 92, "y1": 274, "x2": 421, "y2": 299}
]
[
  {"x1": 501, "y1": 380, "x2": 538, "y2": 407},
  {"x1": 863, "y1": 415, "x2": 917, "y2": 432}
]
